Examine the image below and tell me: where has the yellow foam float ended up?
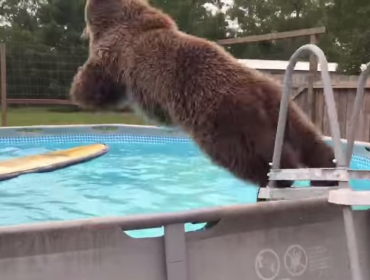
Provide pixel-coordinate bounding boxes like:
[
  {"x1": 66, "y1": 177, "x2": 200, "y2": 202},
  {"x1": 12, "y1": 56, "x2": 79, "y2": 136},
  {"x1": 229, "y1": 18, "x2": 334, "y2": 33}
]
[{"x1": 0, "y1": 143, "x2": 109, "y2": 181}]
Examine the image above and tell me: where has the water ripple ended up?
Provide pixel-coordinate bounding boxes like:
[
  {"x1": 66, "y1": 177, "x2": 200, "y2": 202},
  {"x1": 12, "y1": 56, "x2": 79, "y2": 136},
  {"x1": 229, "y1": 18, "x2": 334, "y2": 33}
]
[{"x1": 0, "y1": 142, "x2": 258, "y2": 231}]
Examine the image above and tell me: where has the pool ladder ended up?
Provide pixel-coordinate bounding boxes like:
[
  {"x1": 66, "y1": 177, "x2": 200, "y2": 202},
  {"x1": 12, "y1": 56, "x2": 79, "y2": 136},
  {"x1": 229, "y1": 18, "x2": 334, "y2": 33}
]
[{"x1": 258, "y1": 44, "x2": 370, "y2": 280}]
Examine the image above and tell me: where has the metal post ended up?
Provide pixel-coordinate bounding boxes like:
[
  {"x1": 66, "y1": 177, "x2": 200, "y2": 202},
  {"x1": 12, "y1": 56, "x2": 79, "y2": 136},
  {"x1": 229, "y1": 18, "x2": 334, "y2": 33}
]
[
  {"x1": 308, "y1": 34, "x2": 318, "y2": 123},
  {"x1": 341, "y1": 63, "x2": 370, "y2": 280},
  {"x1": 342, "y1": 205, "x2": 363, "y2": 280},
  {"x1": 0, "y1": 44, "x2": 7, "y2": 127},
  {"x1": 346, "y1": 64, "x2": 370, "y2": 164}
]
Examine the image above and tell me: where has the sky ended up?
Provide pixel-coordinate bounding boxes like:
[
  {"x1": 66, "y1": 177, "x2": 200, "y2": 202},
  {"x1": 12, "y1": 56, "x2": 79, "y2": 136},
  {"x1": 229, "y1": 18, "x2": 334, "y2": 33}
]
[{"x1": 204, "y1": 0, "x2": 241, "y2": 32}]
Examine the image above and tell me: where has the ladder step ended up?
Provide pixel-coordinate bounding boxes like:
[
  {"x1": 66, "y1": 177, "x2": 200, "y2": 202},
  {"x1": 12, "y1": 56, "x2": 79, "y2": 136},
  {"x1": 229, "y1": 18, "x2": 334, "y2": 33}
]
[
  {"x1": 268, "y1": 168, "x2": 370, "y2": 181},
  {"x1": 328, "y1": 189, "x2": 370, "y2": 206},
  {"x1": 258, "y1": 186, "x2": 340, "y2": 200}
]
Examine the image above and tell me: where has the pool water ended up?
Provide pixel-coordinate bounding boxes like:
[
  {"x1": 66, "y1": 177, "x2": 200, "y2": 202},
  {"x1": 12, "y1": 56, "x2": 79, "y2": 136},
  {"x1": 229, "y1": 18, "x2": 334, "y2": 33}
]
[
  {"x1": 0, "y1": 138, "x2": 369, "y2": 238},
  {"x1": 0, "y1": 141, "x2": 258, "y2": 237}
]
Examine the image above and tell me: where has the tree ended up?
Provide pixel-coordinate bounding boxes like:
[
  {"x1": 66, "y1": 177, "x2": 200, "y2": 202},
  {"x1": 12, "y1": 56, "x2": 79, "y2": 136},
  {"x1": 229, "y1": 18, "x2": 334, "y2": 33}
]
[
  {"x1": 326, "y1": 0, "x2": 370, "y2": 74},
  {"x1": 151, "y1": 0, "x2": 229, "y2": 41},
  {"x1": 0, "y1": 0, "x2": 87, "y2": 100},
  {"x1": 37, "y1": 0, "x2": 86, "y2": 51},
  {"x1": 0, "y1": 0, "x2": 369, "y2": 101},
  {"x1": 225, "y1": 0, "x2": 332, "y2": 60},
  {"x1": 0, "y1": 0, "x2": 230, "y2": 100}
]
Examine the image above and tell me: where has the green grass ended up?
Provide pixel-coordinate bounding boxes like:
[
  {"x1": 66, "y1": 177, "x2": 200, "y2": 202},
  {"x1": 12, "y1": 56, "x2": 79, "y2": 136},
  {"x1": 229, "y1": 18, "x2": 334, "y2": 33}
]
[{"x1": 2, "y1": 107, "x2": 146, "y2": 127}]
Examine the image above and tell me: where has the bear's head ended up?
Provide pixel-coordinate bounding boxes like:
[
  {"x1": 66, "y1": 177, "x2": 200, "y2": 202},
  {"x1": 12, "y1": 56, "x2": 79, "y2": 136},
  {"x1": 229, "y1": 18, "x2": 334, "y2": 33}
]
[
  {"x1": 70, "y1": 0, "x2": 177, "y2": 111},
  {"x1": 84, "y1": 0, "x2": 176, "y2": 44}
]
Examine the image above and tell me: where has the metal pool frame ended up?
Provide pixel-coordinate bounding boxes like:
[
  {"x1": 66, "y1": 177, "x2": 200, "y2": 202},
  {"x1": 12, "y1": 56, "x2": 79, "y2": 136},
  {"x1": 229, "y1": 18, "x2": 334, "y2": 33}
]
[{"x1": 0, "y1": 44, "x2": 369, "y2": 280}]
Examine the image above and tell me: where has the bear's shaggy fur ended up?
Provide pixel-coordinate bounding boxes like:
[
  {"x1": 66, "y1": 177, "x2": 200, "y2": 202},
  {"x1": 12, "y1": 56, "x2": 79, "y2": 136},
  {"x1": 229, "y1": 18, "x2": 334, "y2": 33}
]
[
  {"x1": 70, "y1": 61, "x2": 128, "y2": 111},
  {"x1": 70, "y1": 0, "x2": 338, "y2": 188}
]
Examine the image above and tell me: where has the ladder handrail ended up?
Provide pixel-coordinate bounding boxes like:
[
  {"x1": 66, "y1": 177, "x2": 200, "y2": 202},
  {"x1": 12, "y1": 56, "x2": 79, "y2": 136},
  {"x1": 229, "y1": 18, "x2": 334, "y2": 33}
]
[
  {"x1": 346, "y1": 63, "x2": 370, "y2": 165},
  {"x1": 269, "y1": 44, "x2": 346, "y2": 188}
]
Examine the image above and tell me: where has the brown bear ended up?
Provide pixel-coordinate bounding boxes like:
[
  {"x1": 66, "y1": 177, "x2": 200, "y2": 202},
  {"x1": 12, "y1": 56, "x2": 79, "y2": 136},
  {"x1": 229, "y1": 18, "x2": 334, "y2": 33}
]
[{"x1": 70, "y1": 0, "x2": 338, "y2": 188}]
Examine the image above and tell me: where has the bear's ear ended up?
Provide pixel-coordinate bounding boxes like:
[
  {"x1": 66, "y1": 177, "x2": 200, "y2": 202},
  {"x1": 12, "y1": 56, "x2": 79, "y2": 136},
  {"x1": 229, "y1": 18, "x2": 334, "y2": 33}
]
[{"x1": 69, "y1": 58, "x2": 127, "y2": 111}]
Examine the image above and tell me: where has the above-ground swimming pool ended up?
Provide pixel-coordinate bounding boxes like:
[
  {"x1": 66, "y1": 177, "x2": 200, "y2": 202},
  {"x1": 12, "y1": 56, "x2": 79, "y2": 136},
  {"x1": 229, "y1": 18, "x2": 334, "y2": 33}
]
[{"x1": 0, "y1": 124, "x2": 369, "y2": 238}]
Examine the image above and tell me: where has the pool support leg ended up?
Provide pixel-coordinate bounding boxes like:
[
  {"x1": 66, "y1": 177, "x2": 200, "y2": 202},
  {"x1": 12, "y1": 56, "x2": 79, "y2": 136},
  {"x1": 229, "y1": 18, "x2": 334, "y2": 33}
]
[{"x1": 164, "y1": 224, "x2": 189, "y2": 280}]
